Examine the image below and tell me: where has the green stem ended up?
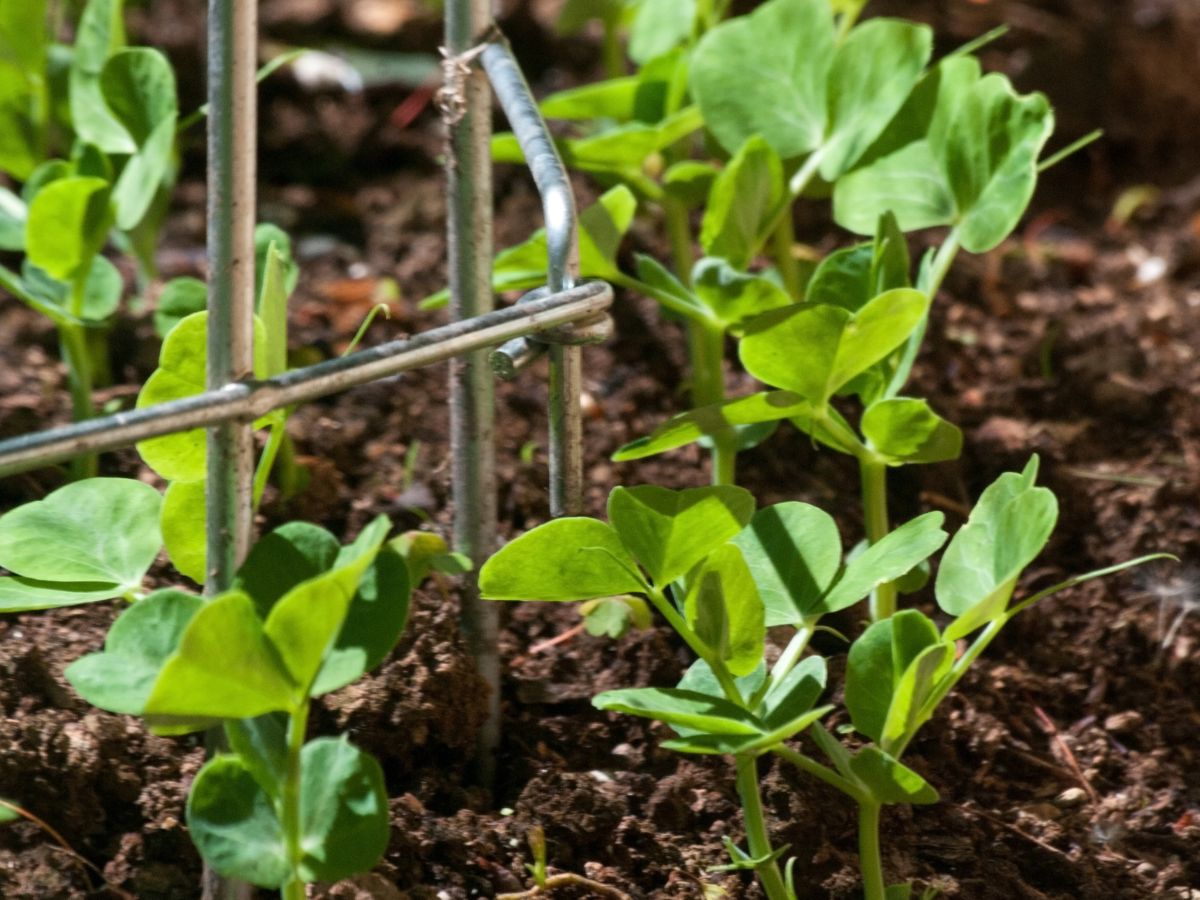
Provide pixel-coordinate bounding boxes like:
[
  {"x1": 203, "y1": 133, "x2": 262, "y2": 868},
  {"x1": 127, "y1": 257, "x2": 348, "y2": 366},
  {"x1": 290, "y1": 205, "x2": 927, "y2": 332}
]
[
  {"x1": 772, "y1": 211, "x2": 802, "y2": 299},
  {"x1": 646, "y1": 585, "x2": 744, "y2": 705},
  {"x1": 771, "y1": 744, "x2": 862, "y2": 800},
  {"x1": 749, "y1": 623, "x2": 815, "y2": 708},
  {"x1": 752, "y1": 151, "x2": 824, "y2": 261},
  {"x1": 664, "y1": 198, "x2": 693, "y2": 286},
  {"x1": 58, "y1": 322, "x2": 97, "y2": 478},
  {"x1": 735, "y1": 754, "x2": 791, "y2": 900},
  {"x1": 253, "y1": 419, "x2": 289, "y2": 507},
  {"x1": 687, "y1": 319, "x2": 735, "y2": 485},
  {"x1": 601, "y1": 18, "x2": 624, "y2": 79},
  {"x1": 280, "y1": 702, "x2": 309, "y2": 900},
  {"x1": 857, "y1": 801, "x2": 887, "y2": 900},
  {"x1": 860, "y1": 459, "x2": 895, "y2": 621}
]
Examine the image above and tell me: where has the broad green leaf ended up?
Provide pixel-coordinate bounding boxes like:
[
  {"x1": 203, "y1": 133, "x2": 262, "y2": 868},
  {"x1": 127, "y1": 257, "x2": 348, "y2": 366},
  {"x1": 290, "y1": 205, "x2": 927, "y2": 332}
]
[
  {"x1": 691, "y1": 0, "x2": 929, "y2": 177},
  {"x1": 187, "y1": 755, "x2": 290, "y2": 887},
  {"x1": 25, "y1": 177, "x2": 113, "y2": 283},
  {"x1": 614, "y1": 390, "x2": 824, "y2": 462},
  {"x1": 295, "y1": 737, "x2": 390, "y2": 883},
  {"x1": 264, "y1": 516, "x2": 389, "y2": 693},
  {"x1": 936, "y1": 457, "x2": 1058, "y2": 640},
  {"x1": 608, "y1": 485, "x2": 755, "y2": 585},
  {"x1": 691, "y1": 259, "x2": 792, "y2": 331},
  {"x1": 0, "y1": 62, "x2": 41, "y2": 180},
  {"x1": 634, "y1": 253, "x2": 706, "y2": 321},
  {"x1": 136, "y1": 311, "x2": 269, "y2": 481},
  {"x1": 21, "y1": 256, "x2": 122, "y2": 322},
  {"x1": 0, "y1": 0, "x2": 47, "y2": 76},
  {"x1": 700, "y1": 136, "x2": 784, "y2": 270},
  {"x1": 880, "y1": 642, "x2": 953, "y2": 751},
  {"x1": 480, "y1": 518, "x2": 645, "y2": 601},
  {"x1": 834, "y1": 58, "x2": 1055, "y2": 252},
  {"x1": 21, "y1": 160, "x2": 70, "y2": 205},
  {"x1": 420, "y1": 186, "x2": 638, "y2": 308},
  {"x1": 161, "y1": 479, "x2": 206, "y2": 583},
  {"x1": 821, "y1": 514, "x2": 947, "y2": 615},
  {"x1": 311, "y1": 542, "x2": 412, "y2": 696},
  {"x1": 99, "y1": 48, "x2": 176, "y2": 145},
  {"x1": 663, "y1": 160, "x2": 718, "y2": 208},
  {"x1": 691, "y1": 0, "x2": 834, "y2": 159},
  {"x1": 258, "y1": 243, "x2": 291, "y2": 377},
  {"x1": 145, "y1": 591, "x2": 298, "y2": 730},
  {"x1": 112, "y1": 113, "x2": 176, "y2": 230},
  {"x1": 154, "y1": 276, "x2": 206, "y2": 338},
  {"x1": 849, "y1": 746, "x2": 939, "y2": 805},
  {"x1": 225, "y1": 713, "x2": 288, "y2": 800},
  {"x1": 254, "y1": 223, "x2": 300, "y2": 300},
  {"x1": 844, "y1": 610, "x2": 940, "y2": 745},
  {"x1": 65, "y1": 588, "x2": 203, "y2": 714},
  {"x1": 0, "y1": 580, "x2": 139, "y2": 613},
  {"x1": 862, "y1": 398, "x2": 961, "y2": 464},
  {"x1": 629, "y1": 0, "x2": 695, "y2": 65},
  {"x1": 0, "y1": 478, "x2": 161, "y2": 586},
  {"x1": 593, "y1": 687, "x2": 762, "y2": 735},
  {"x1": 539, "y1": 77, "x2": 640, "y2": 122},
  {"x1": 189, "y1": 735, "x2": 388, "y2": 884},
  {"x1": 70, "y1": 0, "x2": 134, "y2": 154},
  {"x1": 733, "y1": 502, "x2": 841, "y2": 626},
  {"x1": 581, "y1": 594, "x2": 652, "y2": 638},
  {"x1": 740, "y1": 288, "x2": 929, "y2": 405},
  {"x1": 806, "y1": 212, "x2": 909, "y2": 312},
  {"x1": 237, "y1": 521, "x2": 341, "y2": 617},
  {"x1": 684, "y1": 543, "x2": 764, "y2": 677},
  {"x1": 677, "y1": 658, "x2": 767, "y2": 705}
]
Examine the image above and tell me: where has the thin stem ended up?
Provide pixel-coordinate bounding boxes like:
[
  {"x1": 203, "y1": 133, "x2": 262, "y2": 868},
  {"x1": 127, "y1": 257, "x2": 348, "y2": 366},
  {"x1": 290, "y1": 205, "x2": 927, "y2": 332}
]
[
  {"x1": 772, "y1": 212, "x2": 803, "y2": 299},
  {"x1": 252, "y1": 419, "x2": 288, "y2": 507},
  {"x1": 752, "y1": 151, "x2": 824, "y2": 261},
  {"x1": 58, "y1": 322, "x2": 97, "y2": 478},
  {"x1": 645, "y1": 585, "x2": 744, "y2": 705},
  {"x1": 687, "y1": 320, "x2": 736, "y2": 485},
  {"x1": 771, "y1": 745, "x2": 862, "y2": 800},
  {"x1": 749, "y1": 624, "x2": 815, "y2": 708},
  {"x1": 664, "y1": 198, "x2": 693, "y2": 287},
  {"x1": 735, "y1": 754, "x2": 791, "y2": 900},
  {"x1": 601, "y1": 18, "x2": 623, "y2": 80},
  {"x1": 885, "y1": 234, "x2": 961, "y2": 400},
  {"x1": 857, "y1": 801, "x2": 887, "y2": 900},
  {"x1": 861, "y1": 459, "x2": 895, "y2": 621},
  {"x1": 279, "y1": 701, "x2": 309, "y2": 900}
]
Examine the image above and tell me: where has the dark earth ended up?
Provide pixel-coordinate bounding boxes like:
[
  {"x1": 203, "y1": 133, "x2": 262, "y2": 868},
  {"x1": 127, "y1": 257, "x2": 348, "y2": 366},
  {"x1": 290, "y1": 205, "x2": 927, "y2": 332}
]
[{"x1": 1, "y1": 0, "x2": 1199, "y2": 897}]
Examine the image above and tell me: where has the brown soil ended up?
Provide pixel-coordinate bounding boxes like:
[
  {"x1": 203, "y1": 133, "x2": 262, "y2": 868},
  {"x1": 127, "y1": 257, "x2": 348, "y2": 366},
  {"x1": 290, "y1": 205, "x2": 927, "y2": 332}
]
[{"x1": 1, "y1": 1, "x2": 1199, "y2": 898}]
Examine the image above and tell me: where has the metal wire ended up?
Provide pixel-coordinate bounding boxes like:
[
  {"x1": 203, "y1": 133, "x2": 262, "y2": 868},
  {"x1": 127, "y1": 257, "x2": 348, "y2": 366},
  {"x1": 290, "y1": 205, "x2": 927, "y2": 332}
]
[{"x1": 0, "y1": 283, "x2": 613, "y2": 479}]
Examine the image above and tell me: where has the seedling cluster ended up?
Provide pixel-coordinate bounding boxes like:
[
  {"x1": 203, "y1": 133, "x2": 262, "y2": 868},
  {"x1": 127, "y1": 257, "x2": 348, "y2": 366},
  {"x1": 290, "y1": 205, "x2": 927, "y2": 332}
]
[{"x1": 0, "y1": 0, "x2": 1170, "y2": 897}]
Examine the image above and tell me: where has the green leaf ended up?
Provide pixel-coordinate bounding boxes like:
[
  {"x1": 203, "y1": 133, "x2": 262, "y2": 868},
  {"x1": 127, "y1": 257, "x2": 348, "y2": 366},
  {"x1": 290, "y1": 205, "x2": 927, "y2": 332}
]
[
  {"x1": 258, "y1": 243, "x2": 290, "y2": 377},
  {"x1": 834, "y1": 57, "x2": 1055, "y2": 252},
  {"x1": 936, "y1": 457, "x2": 1058, "y2": 640},
  {"x1": 187, "y1": 755, "x2": 290, "y2": 888},
  {"x1": 879, "y1": 642, "x2": 953, "y2": 751},
  {"x1": 593, "y1": 687, "x2": 763, "y2": 735},
  {"x1": 634, "y1": 253, "x2": 706, "y2": 320},
  {"x1": 0, "y1": 0, "x2": 47, "y2": 78},
  {"x1": 70, "y1": 0, "x2": 134, "y2": 154},
  {"x1": 421, "y1": 186, "x2": 638, "y2": 308},
  {"x1": 161, "y1": 479, "x2": 206, "y2": 583},
  {"x1": 294, "y1": 737, "x2": 390, "y2": 883},
  {"x1": 733, "y1": 502, "x2": 841, "y2": 626},
  {"x1": 65, "y1": 588, "x2": 203, "y2": 714},
  {"x1": 758, "y1": 654, "x2": 827, "y2": 731},
  {"x1": 629, "y1": 0, "x2": 695, "y2": 65},
  {"x1": 112, "y1": 113, "x2": 176, "y2": 230},
  {"x1": 806, "y1": 213, "x2": 910, "y2": 312},
  {"x1": 154, "y1": 276, "x2": 206, "y2": 338},
  {"x1": 236, "y1": 521, "x2": 341, "y2": 616},
  {"x1": 692, "y1": 258, "x2": 792, "y2": 332},
  {"x1": 264, "y1": 516, "x2": 390, "y2": 694},
  {"x1": 849, "y1": 746, "x2": 939, "y2": 805},
  {"x1": 608, "y1": 485, "x2": 755, "y2": 585},
  {"x1": 862, "y1": 398, "x2": 962, "y2": 464},
  {"x1": 99, "y1": 48, "x2": 176, "y2": 145},
  {"x1": 700, "y1": 136, "x2": 784, "y2": 269},
  {"x1": 21, "y1": 256, "x2": 122, "y2": 322},
  {"x1": 614, "y1": 390, "x2": 823, "y2": 462},
  {"x1": 0, "y1": 580, "x2": 141, "y2": 613},
  {"x1": 136, "y1": 311, "x2": 269, "y2": 481},
  {"x1": 25, "y1": 176, "x2": 113, "y2": 284},
  {"x1": 0, "y1": 186, "x2": 26, "y2": 251},
  {"x1": 255, "y1": 223, "x2": 299, "y2": 300},
  {"x1": 311, "y1": 542, "x2": 412, "y2": 696},
  {"x1": 820, "y1": 512, "x2": 947, "y2": 615},
  {"x1": 740, "y1": 288, "x2": 930, "y2": 405},
  {"x1": 539, "y1": 77, "x2": 640, "y2": 122},
  {"x1": 225, "y1": 713, "x2": 288, "y2": 800},
  {"x1": 145, "y1": 592, "x2": 298, "y2": 731},
  {"x1": 663, "y1": 160, "x2": 718, "y2": 208},
  {"x1": 684, "y1": 543, "x2": 764, "y2": 677},
  {"x1": 844, "y1": 609, "x2": 941, "y2": 745},
  {"x1": 691, "y1": 0, "x2": 930, "y2": 177},
  {"x1": 480, "y1": 518, "x2": 645, "y2": 601},
  {"x1": 0, "y1": 477, "x2": 161, "y2": 586},
  {"x1": 581, "y1": 594, "x2": 652, "y2": 638},
  {"x1": 0, "y1": 1, "x2": 47, "y2": 180}
]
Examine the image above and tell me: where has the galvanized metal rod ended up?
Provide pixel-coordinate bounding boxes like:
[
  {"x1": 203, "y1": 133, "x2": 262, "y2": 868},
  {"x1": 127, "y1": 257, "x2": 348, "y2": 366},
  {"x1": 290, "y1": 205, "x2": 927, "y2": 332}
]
[
  {"x1": 204, "y1": 0, "x2": 257, "y2": 897},
  {"x1": 0, "y1": 284, "x2": 612, "y2": 479},
  {"x1": 446, "y1": 0, "x2": 500, "y2": 785},
  {"x1": 481, "y1": 38, "x2": 585, "y2": 515}
]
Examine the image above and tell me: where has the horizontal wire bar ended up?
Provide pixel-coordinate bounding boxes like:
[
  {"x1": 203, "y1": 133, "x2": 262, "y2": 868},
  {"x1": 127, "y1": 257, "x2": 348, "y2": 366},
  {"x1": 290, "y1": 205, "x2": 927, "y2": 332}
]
[{"x1": 0, "y1": 281, "x2": 612, "y2": 479}]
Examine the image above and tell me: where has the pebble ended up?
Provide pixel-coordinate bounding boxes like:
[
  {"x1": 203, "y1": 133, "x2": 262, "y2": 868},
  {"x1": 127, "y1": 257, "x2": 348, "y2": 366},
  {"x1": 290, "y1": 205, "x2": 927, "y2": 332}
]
[
  {"x1": 1104, "y1": 710, "x2": 1144, "y2": 734},
  {"x1": 1055, "y1": 787, "x2": 1089, "y2": 808}
]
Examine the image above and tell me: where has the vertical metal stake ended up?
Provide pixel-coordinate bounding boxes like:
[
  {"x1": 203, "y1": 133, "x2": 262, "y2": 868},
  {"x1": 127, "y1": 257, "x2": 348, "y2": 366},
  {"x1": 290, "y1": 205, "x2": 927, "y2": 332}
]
[
  {"x1": 446, "y1": 0, "x2": 500, "y2": 783},
  {"x1": 203, "y1": 0, "x2": 257, "y2": 897}
]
